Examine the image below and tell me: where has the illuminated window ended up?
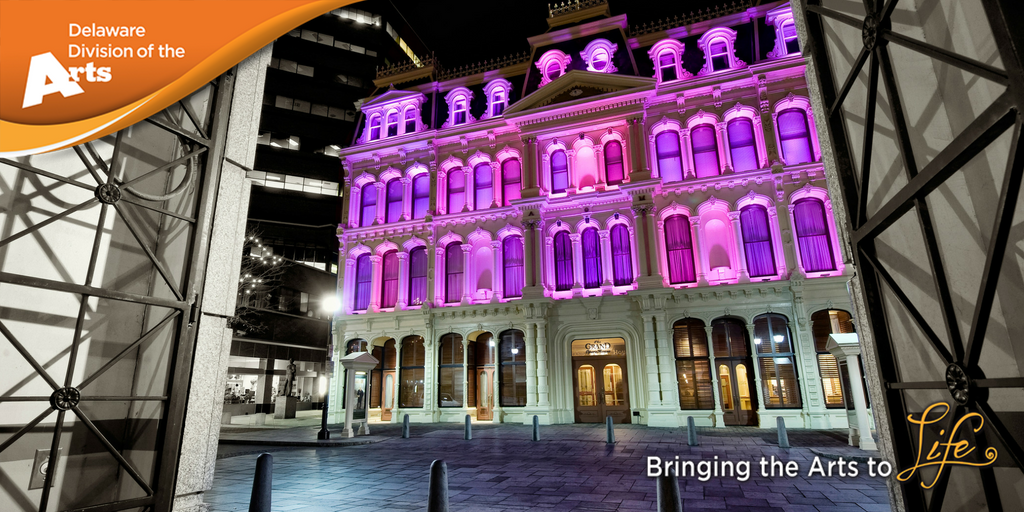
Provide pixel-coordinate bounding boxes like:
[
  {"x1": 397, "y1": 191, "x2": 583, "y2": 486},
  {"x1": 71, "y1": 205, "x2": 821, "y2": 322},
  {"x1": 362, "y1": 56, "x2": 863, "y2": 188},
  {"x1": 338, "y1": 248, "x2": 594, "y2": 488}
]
[
  {"x1": 581, "y1": 38, "x2": 618, "y2": 73},
  {"x1": 674, "y1": 318, "x2": 714, "y2": 410},
  {"x1": 399, "y1": 336, "x2": 425, "y2": 407},
  {"x1": 753, "y1": 313, "x2": 802, "y2": 408},
  {"x1": 438, "y1": 333, "x2": 465, "y2": 407},
  {"x1": 498, "y1": 330, "x2": 526, "y2": 406}
]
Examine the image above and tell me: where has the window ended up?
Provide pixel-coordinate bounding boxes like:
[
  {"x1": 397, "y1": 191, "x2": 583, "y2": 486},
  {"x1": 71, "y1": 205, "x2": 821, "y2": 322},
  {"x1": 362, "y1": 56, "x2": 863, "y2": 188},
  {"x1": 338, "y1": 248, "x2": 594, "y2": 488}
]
[
  {"x1": 665, "y1": 215, "x2": 696, "y2": 284},
  {"x1": 368, "y1": 115, "x2": 381, "y2": 141},
  {"x1": 554, "y1": 231, "x2": 573, "y2": 291},
  {"x1": 445, "y1": 242, "x2": 463, "y2": 303},
  {"x1": 604, "y1": 141, "x2": 624, "y2": 185},
  {"x1": 740, "y1": 205, "x2": 777, "y2": 278},
  {"x1": 709, "y1": 39, "x2": 730, "y2": 71},
  {"x1": 546, "y1": 61, "x2": 562, "y2": 81},
  {"x1": 502, "y1": 159, "x2": 522, "y2": 205},
  {"x1": 499, "y1": 330, "x2": 526, "y2": 406},
  {"x1": 648, "y1": 39, "x2": 687, "y2": 82},
  {"x1": 591, "y1": 49, "x2": 609, "y2": 71},
  {"x1": 359, "y1": 184, "x2": 377, "y2": 227},
  {"x1": 453, "y1": 98, "x2": 467, "y2": 126},
  {"x1": 386, "y1": 111, "x2": 399, "y2": 137},
  {"x1": 793, "y1": 198, "x2": 836, "y2": 272},
  {"x1": 659, "y1": 52, "x2": 678, "y2": 81},
  {"x1": 581, "y1": 228, "x2": 602, "y2": 289},
  {"x1": 674, "y1": 319, "x2": 714, "y2": 409},
  {"x1": 610, "y1": 224, "x2": 633, "y2": 286},
  {"x1": 727, "y1": 118, "x2": 758, "y2": 172},
  {"x1": 811, "y1": 310, "x2": 855, "y2": 408},
  {"x1": 503, "y1": 236, "x2": 524, "y2": 298},
  {"x1": 655, "y1": 131, "x2": 683, "y2": 182},
  {"x1": 783, "y1": 21, "x2": 799, "y2": 54},
  {"x1": 447, "y1": 169, "x2": 466, "y2": 213},
  {"x1": 712, "y1": 318, "x2": 752, "y2": 358},
  {"x1": 536, "y1": 49, "x2": 571, "y2": 87},
  {"x1": 691, "y1": 124, "x2": 720, "y2": 178},
  {"x1": 753, "y1": 313, "x2": 802, "y2": 408},
  {"x1": 412, "y1": 174, "x2": 429, "y2": 219},
  {"x1": 403, "y1": 109, "x2": 417, "y2": 133},
  {"x1": 408, "y1": 247, "x2": 428, "y2": 306},
  {"x1": 491, "y1": 89, "x2": 505, "y2": 116},
  {"x1": 354, "y1": 254, "x2": 371, "y2": 310},
  {"x1": 474, "y1": 163, "x2": 493, "y2": 209},
  {"x1": 399, "y1": 336, "x2": 425, "y2": 408},
  {"x1": 777, "y1": 108, "x2": 813, "y2": 165},
  {"x1": 346, "y1": 338, "x2": 368, "y2": 354},
  {"x1": 438, "y1": 333, "x2": 465, "y2": 408},
  {"x1": 385, "y1": 179, "x2": 403, "y2": 223},
  {"x1": 581, "y1": 39, "x2": 618, "y2": 73},
  {"x1": 381, "y1": 250, "x2": 399, "y2": 309},
  {"x1": 550, "y1": 150, "x2": 569, "y2": 194}
]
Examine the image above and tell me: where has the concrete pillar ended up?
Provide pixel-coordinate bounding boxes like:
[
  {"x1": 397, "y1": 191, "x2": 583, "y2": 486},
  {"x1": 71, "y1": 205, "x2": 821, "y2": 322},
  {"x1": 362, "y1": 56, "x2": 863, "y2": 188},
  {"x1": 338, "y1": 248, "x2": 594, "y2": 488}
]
[
  {"x1": 598, "y1": 229, "x2": 614, "y2": 288},
  {"x1": 716, "y1": 122, "x2": 732, "y2": 174},
  {"x1": 525, "y1": 323, "x2": 538, "y2": 407},
  {"x1": 690, "y1": 219, "x2": 709, "y2": 286},
  {"x1": 491, "y1": 240, "x2": 503, "y2": 301},
  {"x1": 729, "y1": 211, "x2": 750, "y2": 283},
  {"x1": 705, "y1": 325, "x2": 725, "y2": 427},
  {"x1": 434, "y1": 247, "x2": 445, "y2": 306},
  {"x1": 461, "y1": 244, "x2": 473, "y2": 305},
  {"x1": 368, "y1": 254, "x2": 382, "y2": 312},
  {"x1": 846, "y1": 355, "x2": 876, "y2": 449},
  {"x1": 745, "y1": 324, "x2": 765, "y2": 425},
  {"x1": 680, "y1": 128, "x2": 694, "y2": 179},
  {"x1": 631, "y1": 205, "x2": 651, "y2": 277},
  {"x1": 492, "y1": 338, "x2": 502, "y2": 420},
  {"x1": 655, "y1": 316, "x2": 679, "y2": 410},
  {"x1": 374, "y1": 181, "x2": 386, "y2": 225},
  {"x1": 565, "y1": 149, "x2": 577, "y2": 193},
  {"x1": 396, "y1": 252, "x2": 409, "y2": 309},
  {"x1": 569, "y1": 233, "x2": 584, "y2": 291},
  {"x1": 594, "y1": 144, "x2": 606, "y2": 189},
  {"x1": 536, "y1": 323, "x2": 549, "y2": 407},
  {"x1": 521, "y1": 136, "x2": 540, "y2": 198},
  {"x1": 392, "y1": 339, "x2": 403, "y2": 421},
  {"x1": 462, "y1": 338, "x2": 470, "y2": 410},
  {"x1": 490, "y1": 161, "x2": 501, "y2": 207},
  {"x1": 643, "y1": 316, "x2": 661, "y2": 408}
]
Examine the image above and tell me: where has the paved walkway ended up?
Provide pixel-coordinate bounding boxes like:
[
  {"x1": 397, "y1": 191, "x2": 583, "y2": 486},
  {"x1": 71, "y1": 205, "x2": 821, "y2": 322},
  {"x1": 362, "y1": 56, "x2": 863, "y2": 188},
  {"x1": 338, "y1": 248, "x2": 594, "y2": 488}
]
[{"x1": 208, "y1": 423, "x2": 892, "y2": 512}]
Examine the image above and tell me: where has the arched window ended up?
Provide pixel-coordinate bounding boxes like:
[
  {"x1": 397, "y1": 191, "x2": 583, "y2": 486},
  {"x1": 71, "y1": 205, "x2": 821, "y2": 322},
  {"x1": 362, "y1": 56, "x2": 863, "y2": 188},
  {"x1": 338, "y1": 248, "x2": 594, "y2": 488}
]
[
  {"x1": 777, "y1": 108, "x2": 813, "y2": 165},
  {"x1": 674, "y1": 319, "x2": 714, "y2": 409},
  {"x1": 385, "y1": 179, "x2": 403, "y2": 223},
  {"x1": 490, "y1": 89, "x2": 506, "y2": 116},
  {"x1": 380, "y1": 250, "x2": 399, "y2": 309},
  {"x1": 445, "y1": 242, "x2": 463, "y2": 303},
  {"x1": 793, "y1": 198, "x2": 836, "y2": 272},
  {"x1": 447, "y1": 169, "x2": 466, "y2": 213},
  {"x1": 368, "y1": 115, "x2": 381, "y2": 141},
  {"x1": 345, "y1": 338, "x2": 368, "y2": 354},
  {"x1": 581, "y1": 228, "x2": 602, "y2": 289},
  {"x1": 691, "y1": 124, "x2": 720, "y2": 178},
  {"x1": 665, "y1": 215, "x2": 696, "y2": 284},
  {"x1": 783, "y1": 21, "x2": 799, "y2": 54},
  {"x1": 499, "y1": 330, "x2": 526, "y2": 406},
  {"x1": 404, "y1": 108, "x2": 417, "y2": 133},
  {"x1": 740, "y1": 205, "x2": 777, "y2": 278},
  {"x1": 591, "y1": 48, "x2": 610, "y2": 71},
  {"x1": 604, "y1": 140, "x2": 624, "y2": 185},
  {"x1": 658, "y1": 51, "x2": 677, "y2": 81},
  {"x1": 503, "y1": 236, "x2": 524, "y2": 298},
  {"x1": 811, "y1": 310, "x2": 856, "y2": 408},
  {"x1": 550, "y1": 150, "x2": 569, "y2": 194},
  {"x1": 655, "y1": 131, "x2": 683, "y2": 182},
  {"x1": 502, "y1": 159, "x2": 522, "y2": 205},
  {"x1": 452, "y1": 98, "x2": 468, "y2": 126},
  {"x1": 610, "y1": 224, "x2": 633, "y2": 286},
  {"x1": 399, "y1": 335, "x2": 425, "y2": 408},
  {"x1": 709, "y1": 39, "x2": 730, "y2": 71},
  {"x1": 474, "y1": 163, "x2": 493, "y2": 208},
  {"x1": 545, "y1": 61, "x2": 562, "y2": 81},
  {"x1": 438, "y1": 333, "x2": 465, "y2": 408},
  {"x1": 553, "y1": 231, "x2": 573, "y2": 291},
  {"x1": 354, "y1": 254, "x2": 371, "y2": 310},
  {"x1": 386, "y1": 111, "x2": 399, "y2": 137},
  {"x1": 408, "y1": 247, "x2": 428, "y2": 306},
  {"x1": 753, "y1": 313, "x2": 802, "y2": 408},
  {"x1": 412, "y1": 174, "x2": 429, "y2": 219},
  {"x1": 727, "y1": 118, "x2": 758, "y2": 172},
  {"x1": 359, "y1": 184, "x2": 377, "y2": 227}
]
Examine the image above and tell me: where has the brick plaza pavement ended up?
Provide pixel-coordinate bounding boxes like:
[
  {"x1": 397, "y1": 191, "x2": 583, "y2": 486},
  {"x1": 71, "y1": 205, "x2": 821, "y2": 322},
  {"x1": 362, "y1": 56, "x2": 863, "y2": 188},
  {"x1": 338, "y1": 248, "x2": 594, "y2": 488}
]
[{"x1": 206, "y1": 422, "x2": 893, "y2": 512}]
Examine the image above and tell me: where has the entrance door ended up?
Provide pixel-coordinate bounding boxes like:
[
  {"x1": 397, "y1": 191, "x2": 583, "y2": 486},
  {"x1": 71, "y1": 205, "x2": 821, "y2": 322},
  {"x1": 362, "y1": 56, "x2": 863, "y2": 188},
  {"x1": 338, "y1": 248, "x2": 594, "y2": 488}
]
[
  {"x1": 572, "y1": 359, "x2": 631, "y2": 424},
  {"x1": 477, "y1": 369, "x2": 494, "y2": 420},
  {"x1": 718, "y1": 359, "x2": 757, "y2": 426},
  {"x1": 381, "y1": 371, "x2": 396, "y2": 421}
]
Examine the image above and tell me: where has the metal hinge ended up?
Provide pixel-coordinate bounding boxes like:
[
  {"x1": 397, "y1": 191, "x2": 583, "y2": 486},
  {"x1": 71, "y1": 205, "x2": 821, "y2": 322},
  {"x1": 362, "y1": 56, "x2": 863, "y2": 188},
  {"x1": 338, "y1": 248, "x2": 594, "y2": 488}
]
[{"x1": 188, "y1": 294, "x2": 200, "y2": 326}]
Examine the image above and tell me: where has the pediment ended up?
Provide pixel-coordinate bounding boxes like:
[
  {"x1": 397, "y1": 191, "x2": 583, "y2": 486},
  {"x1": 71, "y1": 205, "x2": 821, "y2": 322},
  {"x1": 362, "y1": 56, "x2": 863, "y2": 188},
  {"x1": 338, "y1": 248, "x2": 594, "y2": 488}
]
[
  {"x1": 360, "y1": 87, "x2": 426, "y2": 111},
  {"x1": 505, "y1": 70, "x2": 655, "y2": 115}
]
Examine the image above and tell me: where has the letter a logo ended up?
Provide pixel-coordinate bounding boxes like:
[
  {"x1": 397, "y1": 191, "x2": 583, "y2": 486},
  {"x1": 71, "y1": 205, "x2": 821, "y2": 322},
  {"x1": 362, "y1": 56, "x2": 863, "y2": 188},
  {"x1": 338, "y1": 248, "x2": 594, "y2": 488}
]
[{"x1": 22, "y1": 52, "x2": 85, "y2": 108}]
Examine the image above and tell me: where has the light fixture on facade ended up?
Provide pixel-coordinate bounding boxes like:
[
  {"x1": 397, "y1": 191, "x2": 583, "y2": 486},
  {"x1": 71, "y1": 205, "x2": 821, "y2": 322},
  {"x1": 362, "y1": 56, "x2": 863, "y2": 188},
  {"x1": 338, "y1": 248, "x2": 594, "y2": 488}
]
[
  {"x1": 773, "y1": 334, "x2": 784, "y2": 343},
  {"x1": 754, "y1": 338, "x2": 762, "y2": 344}
]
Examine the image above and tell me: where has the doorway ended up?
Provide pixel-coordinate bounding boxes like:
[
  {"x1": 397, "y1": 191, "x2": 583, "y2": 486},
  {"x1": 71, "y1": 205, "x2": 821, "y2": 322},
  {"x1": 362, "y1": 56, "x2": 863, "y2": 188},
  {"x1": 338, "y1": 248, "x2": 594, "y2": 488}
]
[
  {"x1": 571, "y1": 339, "x2": 631, "y2": 424},
  {"x1": 477, "y1": 369, "x2": 495, "y2": 420},
  {"x1": 712, "y1": 318, "x2": 758, "y2": 426}
]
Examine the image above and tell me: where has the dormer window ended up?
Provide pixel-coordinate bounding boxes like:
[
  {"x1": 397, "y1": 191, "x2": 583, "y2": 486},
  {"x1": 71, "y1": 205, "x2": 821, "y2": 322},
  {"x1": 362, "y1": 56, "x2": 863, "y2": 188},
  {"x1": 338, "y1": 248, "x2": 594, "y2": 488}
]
[
  {"x1": 368, "y1": 114, "x2": 381, "y2": 141},
  {"x1": 697, "y1": 27, "x2": 745, "y2": 75},
  {"x1": 580, "y1": 39, "x2": 618, "y2": 74},
  {"x1": 647, "y1": 39, "x2": 689, "y2": 83},
  {"x1": 404, "y1": 108, "x2": 417, "y2": 133},
  {"x1": 453, "y1": 99, "x2": 467, "y2": 125},
  {"x1": 386, "y1": 111, "x2": 399, "y2": 137},
  {"x1": 481, "y1": 78, "x2": 512, "y2": 120},
  {"x1": 491, "y1": 91, "x2": 505, "y2": 116},
  {"x1": 766, "y1": 5, "x2": 799, "y2": 58},
  {"x1": 546, "y1": 62, "x2": 561, "y2": 80},
  {"x1": 356, "y1": 89, "x2": 427, "y2": 144},
  {"x1": 709, "y1": 39, "x2": 730, "y2": 71},
  {"x1": 442, "y1": 87, "x2": 475, "y2": 128},
  {"x1": 536, "y1": 49, "x2": 572, "y2": 87},
  {"x1": 783, "y1": 22, "x2": 798, "y2": 53},
  {"x1": 659, "y1": 52, "x2": 677, "y2": 81}
]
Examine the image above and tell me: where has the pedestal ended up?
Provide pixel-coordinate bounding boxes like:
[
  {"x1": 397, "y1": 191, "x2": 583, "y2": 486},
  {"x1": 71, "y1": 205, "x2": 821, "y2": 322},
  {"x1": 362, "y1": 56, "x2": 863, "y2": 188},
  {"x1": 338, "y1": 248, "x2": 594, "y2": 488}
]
[{"x1": 274, "y1": 397, "x2": 297, "y2": 419}]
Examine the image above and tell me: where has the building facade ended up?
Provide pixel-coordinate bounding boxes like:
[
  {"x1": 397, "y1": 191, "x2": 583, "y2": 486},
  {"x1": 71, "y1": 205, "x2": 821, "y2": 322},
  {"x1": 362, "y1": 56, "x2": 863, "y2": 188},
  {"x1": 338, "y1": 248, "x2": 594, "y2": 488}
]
[{"x1": 332, "y1": 1, "x2": 867, "y2": 429}]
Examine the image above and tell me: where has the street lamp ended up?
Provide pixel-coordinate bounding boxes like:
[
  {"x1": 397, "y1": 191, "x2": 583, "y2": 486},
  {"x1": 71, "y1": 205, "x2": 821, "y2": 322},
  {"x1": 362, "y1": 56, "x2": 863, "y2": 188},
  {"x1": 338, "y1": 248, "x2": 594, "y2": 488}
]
[{"x1": 318, "y1": 294, "x2": 341, "y2": 440}]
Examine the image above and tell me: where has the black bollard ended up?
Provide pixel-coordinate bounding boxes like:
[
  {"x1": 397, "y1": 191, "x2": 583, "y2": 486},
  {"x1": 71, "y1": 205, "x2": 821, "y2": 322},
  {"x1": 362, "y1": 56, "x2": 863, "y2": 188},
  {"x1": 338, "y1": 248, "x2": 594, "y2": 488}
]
[
  {"x1": 656, "y1": 474, "x2": 682, "y2": 512},
  {"x1": 426, "y1": 459, "x2": 449, "y2": 512},
  {"x1": 532, "y1": 415, "x2": 540, "y2": 442},
  {"x1": 248, "y1": 453, "x2": 272, "y2": 512},
  {"x1": 687, "y1": 416, "x2": 699, "y2": 446},
  {"x1": 777, "y1": 416, "x2": 790, "y2": 449},
  {"x1": 606, "y1": 416, "x2": 615, "y2": 444},
  {"x1": 464, "y1": 414, "x2": 472, "y2": 440},
  {"x1": 402, "y1": 414, "x2": 410, "y2": 439}
]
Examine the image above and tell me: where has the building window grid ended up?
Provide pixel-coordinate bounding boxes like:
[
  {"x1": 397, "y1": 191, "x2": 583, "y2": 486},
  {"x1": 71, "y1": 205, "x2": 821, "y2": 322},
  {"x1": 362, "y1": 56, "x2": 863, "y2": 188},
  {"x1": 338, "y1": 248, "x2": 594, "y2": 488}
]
[
  {"x1": 246, "y1": 169, "x2": 339, "y2": 196},
  {"x1": 753, "y1": 313, "x2": 802, "y2": 408},
  {"x1": 674, "y1": 319, "x2": 714, "y2": 410},
  {"x1": 499, "y1": 330, "x2": 527, "y2": 407},
  {"x1": 438, "y1": 333, "x2": 465, "y2": 408},
  {"x1": 399, "y1": 336, "x2": 425, "y2": 408}
]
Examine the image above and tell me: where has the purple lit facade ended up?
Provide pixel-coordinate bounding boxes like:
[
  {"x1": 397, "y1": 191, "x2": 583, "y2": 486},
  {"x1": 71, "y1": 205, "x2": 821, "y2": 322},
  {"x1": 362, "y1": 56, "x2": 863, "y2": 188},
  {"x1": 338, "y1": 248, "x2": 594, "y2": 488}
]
[{"x1": 332, "y1": 2, "x2": 863, "y2": 430}]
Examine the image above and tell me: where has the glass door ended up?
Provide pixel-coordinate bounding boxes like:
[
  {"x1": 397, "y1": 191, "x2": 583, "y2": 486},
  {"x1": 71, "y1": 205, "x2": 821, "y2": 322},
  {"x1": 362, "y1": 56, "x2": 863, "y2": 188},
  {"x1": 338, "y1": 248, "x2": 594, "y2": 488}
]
[
  {"x1": 572, "y1": 359, "x2": 631, "y2": 423},
  {"x1": 719, "y1": 360, "x2": 757, "y2": 425}
]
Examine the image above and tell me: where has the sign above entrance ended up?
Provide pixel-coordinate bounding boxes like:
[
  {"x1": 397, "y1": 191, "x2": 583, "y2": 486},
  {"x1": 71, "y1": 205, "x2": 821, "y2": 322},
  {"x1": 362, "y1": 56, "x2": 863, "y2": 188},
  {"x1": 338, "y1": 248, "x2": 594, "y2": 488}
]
[{"x1": 572, "y1": 338, "x2": 626, "y2": 357}]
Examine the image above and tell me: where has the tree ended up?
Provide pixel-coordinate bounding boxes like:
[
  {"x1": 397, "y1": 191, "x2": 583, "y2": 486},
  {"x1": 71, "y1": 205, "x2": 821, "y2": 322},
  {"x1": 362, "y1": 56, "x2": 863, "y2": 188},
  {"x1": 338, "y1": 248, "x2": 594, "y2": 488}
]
[{"x1": 231, "y1": 231, "x2": 289, "y2": 334}]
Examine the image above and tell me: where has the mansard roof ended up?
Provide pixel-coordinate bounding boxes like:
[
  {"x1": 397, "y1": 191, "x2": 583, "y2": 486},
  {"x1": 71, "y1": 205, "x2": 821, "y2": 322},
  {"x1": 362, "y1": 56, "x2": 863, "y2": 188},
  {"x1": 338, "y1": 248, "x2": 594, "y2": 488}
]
[{"x1": 503, "y1": 69, "x2": 654, "y2": 116}]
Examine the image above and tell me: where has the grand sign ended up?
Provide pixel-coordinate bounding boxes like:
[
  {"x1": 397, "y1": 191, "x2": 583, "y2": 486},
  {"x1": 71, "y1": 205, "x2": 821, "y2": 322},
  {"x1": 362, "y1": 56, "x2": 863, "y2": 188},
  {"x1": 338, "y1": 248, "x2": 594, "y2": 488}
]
[{"x1": 571, "y1": 338, "x2": 626, "y2": 357}]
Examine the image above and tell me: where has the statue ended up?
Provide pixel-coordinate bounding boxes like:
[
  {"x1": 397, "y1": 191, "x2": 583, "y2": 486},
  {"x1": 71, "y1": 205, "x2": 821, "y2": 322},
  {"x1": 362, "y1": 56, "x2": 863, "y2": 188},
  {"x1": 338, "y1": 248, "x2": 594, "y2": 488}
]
[{"x1": 282, "y1": 359, "x2": 296, "y2": 397}]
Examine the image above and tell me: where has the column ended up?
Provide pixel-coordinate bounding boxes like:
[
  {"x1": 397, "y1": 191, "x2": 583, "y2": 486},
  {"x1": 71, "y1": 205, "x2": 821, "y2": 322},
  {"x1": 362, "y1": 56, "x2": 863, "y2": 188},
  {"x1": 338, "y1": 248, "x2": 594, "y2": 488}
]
[
  {"x1": 344, "y1": 258, "x2": 356, "y2": 313},
  {"x1": 431, "y1": 167, "x2": 442, "y2": 217},
  {"x1": 704, "y1": 325, "x2": 725, "y2": 426},
  {"x1": 745, "y1": 324, "x2": 765, "y2": 424},
  {"x1": 565, "y1": 149, "x2": 577, "y2": 194},
  {"x1": 717, "y1": 122, "x2": 733, "y2": 174},
  {"x1": 690, "y1": 218, "x2": 709, "y2": 286},
  {"x1": 628, "y1": 117, "x2": 650, "y2": 181},
  {"x1": 656, "y1": 315, "x2": 679, "y2": 409},
  {"x1": 490, "y1": 161, "x2": 501, "y2": 207},
  {"x1": 645, "y1": 207, "x2": 660, "y2": 278},
  {"x1": 781, "y1": 203, "x2": 800, "y2": 278},
  {"x1": 847, "y1": 354, "x2": 877, "y2": 450},
  {"x1": 521, "y1": 136, "x2": 540, "y2": 198},
  {"x1": 594, "y1": 144, "x2": 606, "y2": 190},
  {"x1": 729, "y1": 211, "x2": 750, "y2": 283},
  {"x1": 636, "y1": 117, "x2": 649, "y2": 174},
  {"x1": 523, "y1": 220, "x2": 537, "y2": 289},
  {"x1": 540, "y1": 153, "x2": 551, "y2": 193},
  {"x1": 628, "y1": 227, "x2": 640, "y2": 287},
  {"x1": 491, "y1": 240, "x2": 503, "y2": 301},
  {"x1": 598, "y1": 229, "x2": 614, "y2": 287},
  {"x1": 461, "y1": 244, "x2": 474, "y2": 305},
  {"x1": 654, "y1": 218, "x2": 667, "y2": 285},
  {"x1": 756, "y1": 74, "x2": 782, "y2": 168},
  {"x1": 400, "y1": 176, "x2": 412, "y2": 221},
  {"x1": 492, "y1": 339, "x2": 502, "y2": 421},
  {"x1": 753, "y1": 118, "x2": 768, "y2": 168},
  {"x1": 569, "y1": 233, "x2": 583, "y2": 291},
  {"x1": 525, "y1": 323, "x2": 538, "y2": 407},
  {"x1": 392, "y1": 339, "x2": 403, "y2": 422},
  {"x1": 680, "y1": 128, "x2": 695, "y2": 179},
  {"x1": 395, "y1": 251, "x2": 409, "y2": 309},
  {"x1": 643, "y1": 316, "x2": 662, "y2": 407},
  {"x1": 368, "y1": 254, "x2": 382, "y2": 312},
  {"x1": 466, "y1": 164, "x2": 475, "y2": 212},
  {"x1": 536, "y1": 322, "x2": 549, "y2": 407},
  {"x1": 767, "y1": 207, "x2": 787, "y2": 277},
  {"x1": 631, "y1": 205, "x2": 651, "y2": 277},
  {"x1": 374, "y1": 182, "x2": 386, "y2": 225},
  {"x1": 434, "y1": 247, "x2": 445, "y2": 306},
  {"x1": 462, "y1": 338, "x2": 470, "y2": 411}
]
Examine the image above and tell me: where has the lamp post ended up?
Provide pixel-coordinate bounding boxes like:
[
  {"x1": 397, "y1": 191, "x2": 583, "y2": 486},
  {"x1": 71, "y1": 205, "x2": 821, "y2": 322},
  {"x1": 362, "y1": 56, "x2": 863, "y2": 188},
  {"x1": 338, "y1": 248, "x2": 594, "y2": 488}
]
[{"x1": 318, "y1": 294, "x2": 341, "y2": 440}]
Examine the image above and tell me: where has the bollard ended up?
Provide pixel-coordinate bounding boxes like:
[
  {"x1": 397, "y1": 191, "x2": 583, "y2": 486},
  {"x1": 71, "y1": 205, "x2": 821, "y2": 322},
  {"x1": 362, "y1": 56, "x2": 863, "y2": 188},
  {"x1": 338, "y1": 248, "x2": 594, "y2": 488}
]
[
  {"x1": 687, "y1": 416, "x2": 699, "y2": 446},
  {"x1": 606, "y1": 416, "x2": 615, "y2": 444},
  {"x1": 426, "y1": 459, "x2": 449, "y2": 512},
  {"x1": 402, "y1": 414, "x2": 410, "y2": 439},
  {"x1": 532, "y1": 415, "x2": 540, "y2": 442},
  {"x1": 656, "y1": 474, "x2": 683, "y2": 512},
  {"x1": 248, "y1": 453, "x2": 273, "y2": 512},
  {"x1": 777, "y1": 416, "x2": 790, "y2": 449},
  {"x1": 464, "y1": 414, "x2": 472, "y2": 440}
]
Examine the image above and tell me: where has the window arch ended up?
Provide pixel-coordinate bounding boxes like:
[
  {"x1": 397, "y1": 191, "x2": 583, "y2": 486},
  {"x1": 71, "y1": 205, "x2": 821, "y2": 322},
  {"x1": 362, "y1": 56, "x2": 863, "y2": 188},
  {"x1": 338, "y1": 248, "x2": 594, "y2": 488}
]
[
  {"x1": 502, "y1": 158, "x2": 522, "y2": 204},
  {"x1": 445, "y1": 242, "x2": 464, "y2": 303},
  {"x1": 408, "y1": 246, "x2": 428, "y2": 306},
  {"x1": 399, "y1": 335, "x2": 425, "y2": 408},
  {"x1": 354, "y1": 253, "x2": 371, "y2": 311},
  {"x1": 550, "y1": 150, "x2": 569, "y2": 194},
  {"x1": 655, "y1": 131, "x2": 683, "y2": 183},
  {"x1": 438, "y1": 333, "x2": 465, "y2": 408},
  {"x1": 380, "y1": 250, "x2": 399, "y2": 309},
  {"x1": 345, "y1": 338, "x2": 368, "y2": 355},
  {"x1": 386, "y1": 110, "x2": 399, "y2": 137},
  {"x1": 665, "y1": 215, "x2": 696, "y2": 284},
  {"x1": 412, "y1": 174, "x2": 429, "y2": 219},
  {"x1": 536, "y1": 49, "x2": 572, "y2": 87},
  {"x1": 767, "y1": 5, "x2": 799, "y2": 58},
  {"x1": 740, "y1": 205, "x2": 777, "y2": 278},
  {"x1": 553, "y1": 231, "x2": 573, "y2": 291},
  {"x1": 811, "y1": 309, "x2": 856, "y2": 409},
  {"x1": 447, "y1": 169, "x2": 466, "y2": 213},
  {"x1": 777, "y1": 108, "x2": 813, "y2": 165},
  {"x1": 610, "y1": 224, "x2": 633, "y2": 286},
  {"x1": 443, "y1": 87, "x2": 474, "y2": 128},
  {"x1": 404, "y1": 107, "x2": 417, "y2": 133},
  {"x1": 359, "y1": 183, "x2": 377, "y2": 227},
  {"x1": 498, "y1": 330, "x2": 526, "y2": 406},
  {"x1": 674, "y1": 318, "x2": 714, "y2": 409},
  {"x1": 697, "y1": 27, "x2": 745, "y2": 75},
  {"x1": 691, "y1": 124, "x2": 720, "y2": 178},
  {"x1": 708, "y1": 38, "x2": 730, "y2": 71},
  {"x1": 482, "y1": 78, "x2": 512, "y2": 120},
  {"x1": 727, "y1": 118, "x2": 758, "y2": 172},
  {"x1": 474, "y1": 163, "x2": 493, "y2": 209},
  {"x1": 604, "y1": 140, "x2": 624, "y2": 185},
  {"x1": 503, "y1": 236, "x2": 524, "y2": 298},
  {"x1": 793, "y1": 198, "x2": 836, "y2": 272},
  {"x1": 581, "y1": 38, "x2": 618, "y2": 73},
  {"x1": 753, "y1": 313, "x2": 802, "y2": 408},
  {"x1": 648, "y1": 39, "x2": 688, "y2": 82},
  {"x1": 385, "y1": 178, "x2": 403, "y2": 223},
  {"x1": 368, "y1": 114, "x2": 381, "y2": 141},
  {"x1": 581, "y1": 228, "x2": 602, "y2": 289}
]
